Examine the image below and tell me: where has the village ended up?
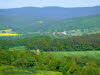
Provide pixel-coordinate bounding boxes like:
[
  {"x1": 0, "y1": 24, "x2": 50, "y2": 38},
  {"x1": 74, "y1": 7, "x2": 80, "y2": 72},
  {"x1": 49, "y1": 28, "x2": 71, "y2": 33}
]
[
  {"x1": 0, "y1": 29, "x2": 82, "y2": 37},
  {"x1": 42, "y1": 31, "x2": 82, "y2": 36}
]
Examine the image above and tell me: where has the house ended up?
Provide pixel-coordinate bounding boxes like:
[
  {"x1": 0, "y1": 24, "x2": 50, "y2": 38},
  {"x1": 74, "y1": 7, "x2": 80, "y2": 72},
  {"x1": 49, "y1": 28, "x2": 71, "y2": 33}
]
[{"x1": 53, "y1": 31, "x2": 67, "y2": 35}]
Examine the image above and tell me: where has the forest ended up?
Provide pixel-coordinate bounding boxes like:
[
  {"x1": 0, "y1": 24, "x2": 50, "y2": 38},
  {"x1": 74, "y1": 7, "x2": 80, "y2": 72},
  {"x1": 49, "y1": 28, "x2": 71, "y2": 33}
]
[
  {"x1": 0, "y1": 33, "x2": 100, "y2": 51},
  {"x1": 0, "y1": 33, "x2": 100, "y2": 75},
  {"x1": 0, "y1": 15, "x2": 100, "y2": 35}
]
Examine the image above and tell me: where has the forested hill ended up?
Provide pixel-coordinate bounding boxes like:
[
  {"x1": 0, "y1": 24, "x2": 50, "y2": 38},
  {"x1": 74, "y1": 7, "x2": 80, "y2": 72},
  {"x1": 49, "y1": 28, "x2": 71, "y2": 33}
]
[
  {"x1": 39, "y1": 14, "x2": 100, "y2": 34},
  {"x1": 0, "y1": 6, "x2": 100, "y2": 18},
  {"x1": 0, "y1": 15, "x2": 57, "y2": 27},
  {"x1": 0, "y1": 14, "x2": 100, "y2": 37}
]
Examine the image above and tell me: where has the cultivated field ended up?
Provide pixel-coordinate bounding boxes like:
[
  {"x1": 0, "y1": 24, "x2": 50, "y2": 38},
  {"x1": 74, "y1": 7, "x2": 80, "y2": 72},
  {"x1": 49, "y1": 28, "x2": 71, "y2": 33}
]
[{"x1": 0, "y1": 33, "x2": 20, "y2": 36}]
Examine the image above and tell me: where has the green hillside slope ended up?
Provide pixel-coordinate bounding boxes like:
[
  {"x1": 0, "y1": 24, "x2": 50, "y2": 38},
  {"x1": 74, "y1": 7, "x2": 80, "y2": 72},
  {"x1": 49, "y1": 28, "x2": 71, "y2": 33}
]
[{"x1": 0, "y1": 14, "x2": 100, "y2": 36}]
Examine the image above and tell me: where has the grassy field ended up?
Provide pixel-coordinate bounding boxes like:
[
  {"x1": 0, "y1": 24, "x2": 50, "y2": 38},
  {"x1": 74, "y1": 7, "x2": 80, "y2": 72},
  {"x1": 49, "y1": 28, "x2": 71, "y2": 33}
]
[
  {"x1": 43, "y1": 51, "x2": 100, "y2": 59},
  {"x1": 9, "y1": 46, "x2": 100, "y2": 60},
  {"x1": 9, "y1": 46, "x2": 26, "y2": 51}
]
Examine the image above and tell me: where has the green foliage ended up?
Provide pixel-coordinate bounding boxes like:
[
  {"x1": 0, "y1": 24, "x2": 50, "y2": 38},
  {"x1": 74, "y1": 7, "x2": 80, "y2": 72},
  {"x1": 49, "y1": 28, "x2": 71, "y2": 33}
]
[
  {"x1": 0, "y1": 33, "x2": 100, "y2": 75},
  {"x1": 0, "y1": 33, "x2": 100, "y2": 51},
  {"x1": 0, "y1": 65, "x2": 62, "y2": 75},
  {"x1": 44, "y1": 51, "x2": 100, "y2": 59},
  {"x1": 0, "y1": 15, "x2": 100, "y2": 36},
  {"x1": 0, "y1": 50, "x2": 99, "y2": 75},
  {"x1": 0, "y1": 66, "x2": 37, "y2": 74}
]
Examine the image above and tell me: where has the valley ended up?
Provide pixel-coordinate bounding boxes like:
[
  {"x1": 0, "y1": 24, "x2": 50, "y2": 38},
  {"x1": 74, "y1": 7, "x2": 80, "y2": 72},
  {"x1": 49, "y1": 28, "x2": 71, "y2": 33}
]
[
  {"x1": 0, "y1": 6, "x2": 100, "y2": 75},
  {"x1": 0, "y1": 14, "x2": 100, "y2": 38}
]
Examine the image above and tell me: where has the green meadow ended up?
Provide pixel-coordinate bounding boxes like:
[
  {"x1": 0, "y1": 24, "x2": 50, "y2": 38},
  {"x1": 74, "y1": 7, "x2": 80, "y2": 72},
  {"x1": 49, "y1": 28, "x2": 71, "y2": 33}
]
[{"x1": 44, "y1": 51, "x2": 100, "y2": 59}]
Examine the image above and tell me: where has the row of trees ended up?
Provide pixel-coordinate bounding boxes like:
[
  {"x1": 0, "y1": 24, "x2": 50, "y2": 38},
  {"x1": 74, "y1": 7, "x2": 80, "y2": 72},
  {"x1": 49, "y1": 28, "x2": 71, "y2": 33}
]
[{"x1": 0, "y1": 33, "x2": 100, "y2": 51}]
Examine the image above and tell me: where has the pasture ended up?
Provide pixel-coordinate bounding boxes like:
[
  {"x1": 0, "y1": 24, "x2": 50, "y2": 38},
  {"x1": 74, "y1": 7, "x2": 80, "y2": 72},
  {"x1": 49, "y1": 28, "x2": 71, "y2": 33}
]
[
  {"x1": 9, "y1": 46, "x2": 26, "y2": 51},
  {"x1": 43, "y1": 51, "x2": 100, "y2": 59}
]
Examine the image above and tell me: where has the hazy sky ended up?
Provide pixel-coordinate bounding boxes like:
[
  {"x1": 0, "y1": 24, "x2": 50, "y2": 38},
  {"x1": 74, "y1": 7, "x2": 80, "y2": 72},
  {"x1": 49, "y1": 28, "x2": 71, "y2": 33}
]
[{"x1": 0, "y1": 0, "x2": 100, "y2": 9}]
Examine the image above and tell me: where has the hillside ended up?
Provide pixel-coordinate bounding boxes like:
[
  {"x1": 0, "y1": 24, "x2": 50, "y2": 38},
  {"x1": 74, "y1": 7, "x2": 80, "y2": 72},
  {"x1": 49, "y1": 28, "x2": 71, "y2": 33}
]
[
  {"x1": 0, "y1": 15, "x2": 57, "y2": 26},
  {"x1": 0, "y1": 6, "x2": 100, "y2": 37},
  {"x1": 8, "y1": 15, "x2": 100, "y2": 36},
  {"x1": 0, "y1": 33, "x2": 100, "y2": 75},
  {"x1": 0, "y1": 6, "x2": 100, "y2": 18},
  {"x1": 0, "y1": 1, "x2": 100, "y2": 75},
  {"x1": 0, "y1": 14, "x2": 100, "y2": 37},
  {"x1": 42, "y1": 14, "x2": 100, "y2": 35},
  {"x1": 0, "y1": 65, "x2": 62, "y2": 75}
]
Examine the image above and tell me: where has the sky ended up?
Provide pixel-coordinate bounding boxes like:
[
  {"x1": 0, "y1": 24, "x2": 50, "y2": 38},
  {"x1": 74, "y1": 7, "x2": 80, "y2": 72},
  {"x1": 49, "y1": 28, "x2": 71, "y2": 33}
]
[{"x1": 0, "y1": 0, "x2": 100, "y2": 9}]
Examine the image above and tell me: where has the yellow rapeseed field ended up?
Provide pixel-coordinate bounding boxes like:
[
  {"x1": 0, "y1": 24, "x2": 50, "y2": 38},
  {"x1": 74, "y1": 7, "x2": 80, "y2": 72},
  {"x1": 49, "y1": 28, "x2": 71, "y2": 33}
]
[{"x1": 0, "y1": 33, "x2": 20, "y2": 36}]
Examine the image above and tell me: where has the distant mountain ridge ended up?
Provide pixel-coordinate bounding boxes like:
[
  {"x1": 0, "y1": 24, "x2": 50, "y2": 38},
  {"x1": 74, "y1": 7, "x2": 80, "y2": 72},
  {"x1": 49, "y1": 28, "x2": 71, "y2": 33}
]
[{"x1": 0, "y1": 6, "x2": 100, "y2": 18}]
